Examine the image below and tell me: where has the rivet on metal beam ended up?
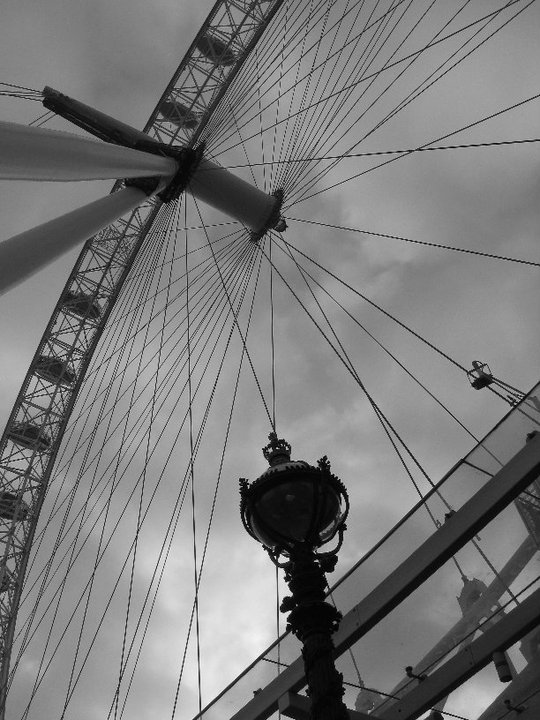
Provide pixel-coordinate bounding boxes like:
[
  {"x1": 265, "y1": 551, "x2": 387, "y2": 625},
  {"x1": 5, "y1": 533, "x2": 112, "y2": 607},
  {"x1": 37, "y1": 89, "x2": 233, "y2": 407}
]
[
  {"x1": 503, "y1": 698, "x2": 526, "y2": 714},
  {"x1": 405, "y1": 666, "x2": 427, "y2": 683}
]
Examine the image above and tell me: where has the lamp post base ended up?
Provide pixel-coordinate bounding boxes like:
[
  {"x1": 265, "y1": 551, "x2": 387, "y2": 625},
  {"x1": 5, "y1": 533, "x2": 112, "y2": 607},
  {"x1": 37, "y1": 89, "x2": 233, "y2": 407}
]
[{"x1": 281, "y1": 547, "x2": 349, "y2": 720}]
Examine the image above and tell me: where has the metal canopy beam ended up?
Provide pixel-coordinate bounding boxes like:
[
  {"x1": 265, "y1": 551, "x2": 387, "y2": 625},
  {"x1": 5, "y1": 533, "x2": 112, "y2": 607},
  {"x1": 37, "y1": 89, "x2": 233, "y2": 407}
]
[
  {"x1": 230, "y1": 433, "x2": 540, "y2": 720},
  {"x1": 373, "y1": 534, "x2": 537, "y2": 713},
  {"x1": 278, "y1": 692, "x2": 373, "y2": 720},
  {"x1": 379, "y1": 585, "x2": 540, "y2": 720},
  {"x1": 476, "y1": 659, "x2": 540, "y2": 720}
]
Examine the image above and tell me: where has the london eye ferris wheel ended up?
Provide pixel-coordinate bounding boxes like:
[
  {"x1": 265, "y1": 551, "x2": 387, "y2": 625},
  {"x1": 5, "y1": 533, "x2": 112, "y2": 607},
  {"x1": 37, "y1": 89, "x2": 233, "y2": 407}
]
[{"x1": 0, "y1": 2, "x2": 539, "y2": 719}]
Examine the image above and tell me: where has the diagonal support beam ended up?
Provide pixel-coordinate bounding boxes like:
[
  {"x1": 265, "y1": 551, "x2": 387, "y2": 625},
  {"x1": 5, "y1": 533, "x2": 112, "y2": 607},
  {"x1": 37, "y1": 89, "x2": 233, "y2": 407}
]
[
  {"x1": 42, "y1": 86, "x2": 166, "y2": 153},
  {"x1": 278, "y1": 691, "x2": 374, "y2": 720},
  {"x1": 229, "y1": 433, "x2": 540, "y2": 720},
  {"x1": 42, "y1": 87, "x2": 284, "y2": 234},
  {"x1": 373, "y1": 534, "x2": 537, "y2": 713},
  {"x1": 476, "y1": 658, "x2": 540, "y2": 720},
  {"x1": 0, "y1": 121, "x2": 177, "y2": 181},
  {"x1": 379, "y1": 585, "x2": 540, "y2": 720},
  {"x1": 0, "y1": 186, "x2": 155, "y2": 296}
]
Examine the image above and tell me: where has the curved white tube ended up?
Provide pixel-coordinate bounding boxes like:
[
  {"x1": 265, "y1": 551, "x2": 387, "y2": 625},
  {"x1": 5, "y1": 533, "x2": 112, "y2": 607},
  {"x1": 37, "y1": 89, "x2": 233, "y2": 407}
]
[
  {"x1": 188, "y1": 158, "x2": 278, "y2": 233},
  {"x1": 0, "y1": 186, "x2": 148, "y2": 296},
  {"x1": 0, "y1": 121, "x2": 177, "y2": 181}
]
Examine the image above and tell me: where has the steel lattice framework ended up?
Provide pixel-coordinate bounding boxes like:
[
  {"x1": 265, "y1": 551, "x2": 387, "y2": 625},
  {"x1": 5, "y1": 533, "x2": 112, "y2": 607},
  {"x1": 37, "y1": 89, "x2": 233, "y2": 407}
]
[{"x1": 0, "y1": 1, "x2": 285, "y2": 712}]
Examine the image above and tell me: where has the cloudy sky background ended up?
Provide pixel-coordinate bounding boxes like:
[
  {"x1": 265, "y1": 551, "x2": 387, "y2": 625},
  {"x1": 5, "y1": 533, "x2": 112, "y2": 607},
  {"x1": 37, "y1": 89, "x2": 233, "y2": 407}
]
[{"x1": 1, "y1": 1, "x2": 539, "y2": 719}]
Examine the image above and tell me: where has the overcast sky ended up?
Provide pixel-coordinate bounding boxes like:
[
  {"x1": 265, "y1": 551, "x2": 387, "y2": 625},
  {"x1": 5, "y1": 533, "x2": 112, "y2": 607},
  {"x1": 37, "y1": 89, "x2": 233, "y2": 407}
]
[{"x1": 1, "y1": 2, "x2": 539, "y2": 720}]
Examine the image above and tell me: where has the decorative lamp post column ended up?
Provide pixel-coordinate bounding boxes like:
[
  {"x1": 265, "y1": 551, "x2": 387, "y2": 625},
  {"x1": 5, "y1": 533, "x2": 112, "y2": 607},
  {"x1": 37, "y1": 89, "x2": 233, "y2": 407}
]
[{"x1": 239, "y1": 433, "x2": 350, "y2": 720}]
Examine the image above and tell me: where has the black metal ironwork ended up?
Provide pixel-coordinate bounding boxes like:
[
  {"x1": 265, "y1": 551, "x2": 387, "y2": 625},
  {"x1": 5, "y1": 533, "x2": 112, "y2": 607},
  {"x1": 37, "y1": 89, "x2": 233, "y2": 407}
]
[
  {"x1": 239, "y1": 434, "x2": 349, "y2": 720},
  {"x1": 405, "y1": 665, "x2": 427, "y2": 683},
  {"x1": 43, "y1": 87, "x2": 204, "y2": 204}
]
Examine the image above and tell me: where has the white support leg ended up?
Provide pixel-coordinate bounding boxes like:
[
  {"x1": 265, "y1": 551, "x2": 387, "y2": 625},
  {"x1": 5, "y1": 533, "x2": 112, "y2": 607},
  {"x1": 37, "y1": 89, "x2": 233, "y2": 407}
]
[
  {"x1": 0, "y1": 186, "x2": 150, "y2": 295},
  {"x1": 0, "y1": 121, "x2": 177, "y2": 181}
]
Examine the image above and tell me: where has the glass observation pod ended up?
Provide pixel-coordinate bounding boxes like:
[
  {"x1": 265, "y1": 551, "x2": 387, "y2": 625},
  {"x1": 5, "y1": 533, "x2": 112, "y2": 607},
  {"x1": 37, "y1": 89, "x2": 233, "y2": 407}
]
[
  {"x1": 34, "y1": 356, "x2": 75, "y2": 387},
  {"x1": 62, "y1": 290, "x2": 101, "y2": 320},
  {"x1": 467, "y1": 360, "x2": 494, "y2": 390},
  {"x1": 7, "y1": 422, "x2": 51, "y2": 452},
  {"x1": 195, "y1": 33, "x2": 236, "y2": 66},
  {"x1": 159, "y1": 99, "x2": 199, "y2": 129},
  {"x1": 0, "y1": 492, "x2": 29, "y2": 522}
]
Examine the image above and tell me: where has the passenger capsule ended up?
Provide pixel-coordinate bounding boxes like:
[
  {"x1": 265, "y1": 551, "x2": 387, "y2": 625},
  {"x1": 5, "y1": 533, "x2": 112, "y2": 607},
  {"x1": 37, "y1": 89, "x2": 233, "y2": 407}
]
[
  {"x1": 159, "y1": 99, "x2": 199, "y2": 129},
  {"x1": 8, "y1": 422, "x2": 51, "y2": 452},
  {"x1": 0, "y1": 492, "x2": 29, "y2": 522},
  {"x1": 62, "y1": 290, "x2": 101, "y2": 320},
  {"x1": 35, "y1": 355, "x2": 75, "y2": 387},
  {"x1": 467, "y1": 360, "x2": 493, "y2": 390},
  {"x1": 196, "y1": 33, "x2": 236, "y2": 66}
]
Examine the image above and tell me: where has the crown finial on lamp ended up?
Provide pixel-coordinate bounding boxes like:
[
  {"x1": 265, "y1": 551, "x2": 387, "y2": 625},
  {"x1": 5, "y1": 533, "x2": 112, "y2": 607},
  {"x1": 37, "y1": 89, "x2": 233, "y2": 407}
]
[{"x1": 262, "y1": 432, "x2": 291, "y2": 466}]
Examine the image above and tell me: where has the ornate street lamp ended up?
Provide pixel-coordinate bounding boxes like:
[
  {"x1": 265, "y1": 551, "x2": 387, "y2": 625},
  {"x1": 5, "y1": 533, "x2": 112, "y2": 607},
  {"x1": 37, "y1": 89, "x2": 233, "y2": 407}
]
[{"x1": 239, "y1": 433, "x2": 350, "y2": 720}]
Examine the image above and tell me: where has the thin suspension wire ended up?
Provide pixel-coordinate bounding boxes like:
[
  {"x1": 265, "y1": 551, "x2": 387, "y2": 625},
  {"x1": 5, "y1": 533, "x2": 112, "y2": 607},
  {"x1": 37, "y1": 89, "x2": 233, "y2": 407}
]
[
  {"x1": 262, "y1": 235, "x2": 520, "y2": 600},
  {"x1": 289, "y1": 5, "x2": 536, "y2": 206},
  {"x1": 10, "y1": 201, "x2": 258, "y2": 716},
  {"x1": 205, "y1": 0, "x2": 412, "y2": 154},
  {"x1": 269, "y1": 238, "x2": 277, "y2": 430},
  {"x1": 201, "y1": 0, "x2": 339, "y2": 149},
  {"x1": 265, "y1": 234, "x2": 523, "y2": 682},
  {"x1": 271, "y1": 235, "x2": 483, "y2": 444},
  {"x1": 245, "y1": 0, "x2": 526, "y2": 207},
  {"x1": 281, "y1": 0, "x2": 420, "y2": 192},
  {"x1": 169, "y1": 248, "x2": 265, "y2": 718},
  {"x1": 282, "y1": 0, "x2": 473, "y2": 196},
  {"x1": 191, "y1": 194, "x2": 275, "y2": 429},
  {"x1": 111, "y1": 199, "x2": 186, "y2": 716},
  {"x1": 279, "y1": 237, "x2": 468, "y2": 372},
  {"x1": 116, "y1": 250, "x2": 260, "y2": 715},
  {"x1": 13, "y1": 212, "x2": 249, "y2": 704},
  {"x1": 113, "y1": 243, "x2": 259, "y2": 717},
  {"x1": 185, "y1": 201, "x2": 204, "y2": 717},
  {"x1": 260, "y1": 237, "x2": 441, "y2": 500},
  {"x1": 46, "y1": 242, "x2": 251, "y2": 572},
  {"x1": 286, "y1": 216, "x2": 540, "y2": 268},
  {"x1": 223, "y1": 137, "x2": 540, "y2": 170},
  {"x1": 36, "y1": 238, "x2": 248, "y2": 559},
  {"x1": 268, "y1": 0, "x2": 291, "y2": 190},
  {"x1": 19, "y1": 242, "x2": 249, "y2": 600},
  {"x1": 275, "y1": 0, "x2": 334, "y2": 188},
  {"x1": 207, "y1": 1, "x2": 516, "y2": 158},
  {"x1": 40, "y1": 235, "x2": 257, "y2": 714},
  {"x1": 14, "y1": 207, "x2": 176, "y2": 663},
  {"x1": 113, "y1": 200, "x2": 185, "y2": 720},
  {"x1": 48, "y1": 235, "x2": 248, "y2": 467},
  {"x1": 20, "y1": 204, "x2": 178, "y2": 718},
  {"x1": 275, "y1": 0, "x2": 389, "y2": 189},
  {"x1": 28, "y1": 109, "x2": 56, "y2": 127}
]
